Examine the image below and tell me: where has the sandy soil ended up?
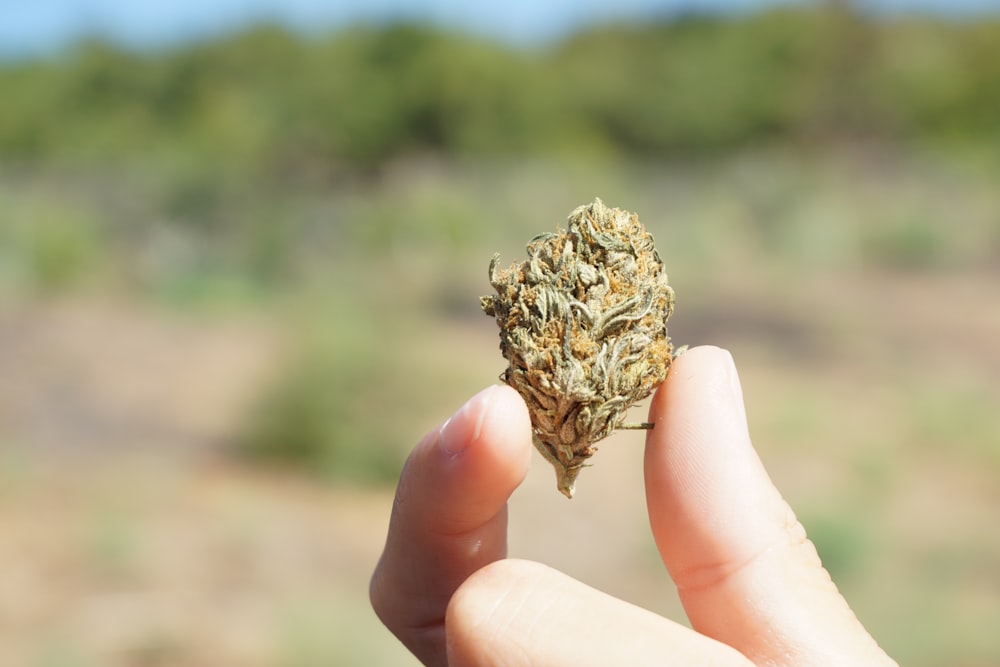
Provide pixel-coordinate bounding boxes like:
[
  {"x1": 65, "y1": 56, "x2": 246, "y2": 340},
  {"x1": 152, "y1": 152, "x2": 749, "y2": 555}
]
[{"x1": 1, "y1": 270, "x2": 998, "y2": 665}]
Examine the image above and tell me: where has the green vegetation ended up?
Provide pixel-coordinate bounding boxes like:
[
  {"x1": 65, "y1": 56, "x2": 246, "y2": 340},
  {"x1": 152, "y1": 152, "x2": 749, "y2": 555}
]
[
  {"x1": 2, "y1": 8, "x2": 1000, "y2": 171},
  {"x1": 236, "y1": 296, "x2": 407, "y2": 484},
  {"x1": 3, "y1": 6, "x2": 999, "y2": 305}
]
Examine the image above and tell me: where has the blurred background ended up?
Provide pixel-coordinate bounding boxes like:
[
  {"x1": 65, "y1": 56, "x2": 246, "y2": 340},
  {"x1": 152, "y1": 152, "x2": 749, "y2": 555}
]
[{"x1": 2, "y1": 0, "x2": 999, "y2": 664}]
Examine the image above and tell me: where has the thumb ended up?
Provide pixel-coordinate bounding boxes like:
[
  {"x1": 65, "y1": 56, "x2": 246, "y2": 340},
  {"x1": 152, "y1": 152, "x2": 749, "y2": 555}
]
[
  {"x1": 445, "y1": 559, "x2": 754, "y2": 667},
  {"x1": 644, "y1": 346, "x2": 897, "y2": 666}
]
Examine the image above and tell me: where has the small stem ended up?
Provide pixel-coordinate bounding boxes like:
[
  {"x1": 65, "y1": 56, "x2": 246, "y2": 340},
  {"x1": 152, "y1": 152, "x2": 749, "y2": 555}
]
[{"x1": 620, "y1": 422, "x2": 654, "y2": 430}]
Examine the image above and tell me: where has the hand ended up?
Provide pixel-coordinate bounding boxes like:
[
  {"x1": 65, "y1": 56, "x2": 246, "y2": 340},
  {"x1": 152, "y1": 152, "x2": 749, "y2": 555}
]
[{"x1": 370, "y1": 346, "x2": 898, "y2": 666}]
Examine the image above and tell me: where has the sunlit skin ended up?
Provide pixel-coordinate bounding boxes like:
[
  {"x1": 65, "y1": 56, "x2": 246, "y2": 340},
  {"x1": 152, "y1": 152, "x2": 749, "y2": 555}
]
[{"x1": 370, "y1": 346, "x2": 898, "y2": 666}]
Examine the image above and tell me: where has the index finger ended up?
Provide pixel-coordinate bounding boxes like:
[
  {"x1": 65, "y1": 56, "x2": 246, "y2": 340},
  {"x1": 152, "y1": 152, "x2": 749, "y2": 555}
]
[{"x1": 370, "y1": 384, "x2": 532, "y2": 666}]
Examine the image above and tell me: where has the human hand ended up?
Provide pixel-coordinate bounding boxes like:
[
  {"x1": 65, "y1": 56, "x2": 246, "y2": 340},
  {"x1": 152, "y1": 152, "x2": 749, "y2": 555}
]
[{"x1": 370, "y1": 346, "x2": 898, "y2": 666}]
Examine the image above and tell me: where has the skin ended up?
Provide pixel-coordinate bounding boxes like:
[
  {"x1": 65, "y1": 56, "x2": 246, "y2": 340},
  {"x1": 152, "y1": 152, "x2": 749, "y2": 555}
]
[{"x1": 370, "y1": 346, "x2": 899, "y2": 666}]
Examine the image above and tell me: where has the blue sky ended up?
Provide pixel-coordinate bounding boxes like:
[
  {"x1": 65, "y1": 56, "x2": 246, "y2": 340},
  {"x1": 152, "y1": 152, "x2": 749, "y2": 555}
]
[{"x1": 2, "y1": 0, "x2": 999, "y2": 58}]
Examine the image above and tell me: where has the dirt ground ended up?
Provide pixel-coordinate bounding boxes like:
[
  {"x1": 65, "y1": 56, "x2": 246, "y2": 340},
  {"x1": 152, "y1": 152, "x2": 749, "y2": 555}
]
[
  {"x1": 0, "y1": 299, "x2": 669, "y2": 666},
  {"x1": 1, "y1": 269, "x2": 999, "y2": 666}
]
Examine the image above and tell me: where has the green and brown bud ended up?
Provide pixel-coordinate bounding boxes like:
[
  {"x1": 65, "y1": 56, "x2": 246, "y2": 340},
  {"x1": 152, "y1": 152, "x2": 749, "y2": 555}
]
[{"x1": 481, "y1": 198, "x2": 675, "y2": 497}]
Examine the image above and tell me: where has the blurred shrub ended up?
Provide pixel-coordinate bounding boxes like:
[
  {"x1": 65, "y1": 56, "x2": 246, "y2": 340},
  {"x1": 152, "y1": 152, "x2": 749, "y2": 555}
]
[
  {"x1": 235, "y1": 293, "x2": 405, "y2": 485},
  {"x1": 859, "y1": 214, "x2": 948, "y2": 270},
  {"x1": 0, "y1": 198, "x2": 108, "y2": 294},
  {"x1": 802, "y1": 510, "x2": 874, "y2": 583},
  {"x1": 27, "y1": 218, "x2": 103, "y2": 291}
]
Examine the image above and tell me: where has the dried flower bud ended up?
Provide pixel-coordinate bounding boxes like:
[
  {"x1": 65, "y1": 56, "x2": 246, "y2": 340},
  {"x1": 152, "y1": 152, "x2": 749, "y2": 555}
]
[{"x1": 481, "y1": 198, "x2": 675, "y2": 497}]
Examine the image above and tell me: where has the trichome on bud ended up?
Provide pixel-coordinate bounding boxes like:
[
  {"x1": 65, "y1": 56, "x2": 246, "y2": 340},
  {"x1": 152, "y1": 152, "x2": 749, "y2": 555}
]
[{"x1": 481, "y1": 198, "x2": 675, "y2": 497}]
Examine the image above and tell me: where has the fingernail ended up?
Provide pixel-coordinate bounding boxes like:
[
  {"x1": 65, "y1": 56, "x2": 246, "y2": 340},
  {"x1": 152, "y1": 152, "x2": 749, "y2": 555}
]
[
  {"x1": 438, "y1": 385, "x2": 496, "y2": 457},
  {"x1": 721, "y1": 349, "x2": 748, "y2": 423}
]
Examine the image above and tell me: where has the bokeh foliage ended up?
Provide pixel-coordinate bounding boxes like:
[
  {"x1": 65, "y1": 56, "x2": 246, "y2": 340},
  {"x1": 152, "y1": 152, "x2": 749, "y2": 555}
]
[{"x1": 2, "y1": 7, "x2": 1000, "y2": 171}]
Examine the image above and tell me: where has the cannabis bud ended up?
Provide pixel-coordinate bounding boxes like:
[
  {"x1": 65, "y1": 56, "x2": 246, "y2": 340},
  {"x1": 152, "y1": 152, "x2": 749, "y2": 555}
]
[{"x1": 481, "y1": 198, "x2": 675, "y2": 498}]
